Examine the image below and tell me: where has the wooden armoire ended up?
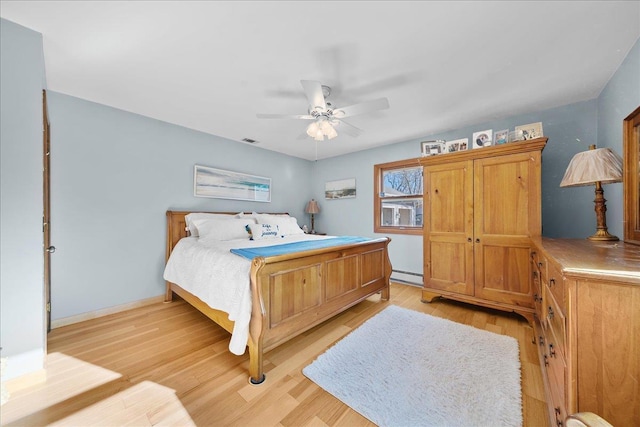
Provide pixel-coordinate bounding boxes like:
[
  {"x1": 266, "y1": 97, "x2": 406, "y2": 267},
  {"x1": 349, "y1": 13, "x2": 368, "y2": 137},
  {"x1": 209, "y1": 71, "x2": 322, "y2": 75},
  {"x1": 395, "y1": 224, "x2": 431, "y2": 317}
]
[{"x1": 420, "y1": 137, "x2": 547, "y2": 324}]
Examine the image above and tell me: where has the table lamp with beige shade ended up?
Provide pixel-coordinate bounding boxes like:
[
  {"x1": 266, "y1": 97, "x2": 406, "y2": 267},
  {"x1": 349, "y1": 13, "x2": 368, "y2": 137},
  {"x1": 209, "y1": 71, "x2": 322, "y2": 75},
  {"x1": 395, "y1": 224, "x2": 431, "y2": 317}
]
[{"x1": 560, "y1": 144, "x2": 623, "y2": 241}]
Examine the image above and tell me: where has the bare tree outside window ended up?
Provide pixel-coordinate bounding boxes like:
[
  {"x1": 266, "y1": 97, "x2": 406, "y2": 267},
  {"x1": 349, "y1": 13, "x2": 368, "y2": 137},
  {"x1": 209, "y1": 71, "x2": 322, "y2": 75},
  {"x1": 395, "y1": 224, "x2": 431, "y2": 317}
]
[{"x1": 375, "y1": 163, "x2": 423, "y2": 234}]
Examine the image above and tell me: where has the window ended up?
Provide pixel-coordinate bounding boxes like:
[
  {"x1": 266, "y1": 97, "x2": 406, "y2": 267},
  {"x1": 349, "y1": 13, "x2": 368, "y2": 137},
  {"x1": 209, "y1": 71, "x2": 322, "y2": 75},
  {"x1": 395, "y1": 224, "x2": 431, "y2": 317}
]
[{"x1": 374, "y1": 159, "x2": 423, "y2": 235}]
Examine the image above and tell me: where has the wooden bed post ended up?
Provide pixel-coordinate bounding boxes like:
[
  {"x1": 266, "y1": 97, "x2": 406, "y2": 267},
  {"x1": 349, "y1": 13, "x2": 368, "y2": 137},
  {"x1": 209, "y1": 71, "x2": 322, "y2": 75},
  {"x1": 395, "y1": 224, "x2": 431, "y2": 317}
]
[
  {"x1": 165, "y1": 211, "x2": 175, "y2": 303},
  {"x1": 248, "y1": 257, "x2": 267, "y2": 384},
  {"x1": 381, "y1": 238, "x2": 392, "y2": 301}
]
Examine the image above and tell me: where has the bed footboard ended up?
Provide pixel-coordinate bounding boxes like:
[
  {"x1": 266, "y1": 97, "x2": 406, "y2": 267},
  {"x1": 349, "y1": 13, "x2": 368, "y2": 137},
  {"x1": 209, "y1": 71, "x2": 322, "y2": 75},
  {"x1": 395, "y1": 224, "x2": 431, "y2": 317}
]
[{"x1": 246, "y1": 237, "x2": 392, "y2": 384}]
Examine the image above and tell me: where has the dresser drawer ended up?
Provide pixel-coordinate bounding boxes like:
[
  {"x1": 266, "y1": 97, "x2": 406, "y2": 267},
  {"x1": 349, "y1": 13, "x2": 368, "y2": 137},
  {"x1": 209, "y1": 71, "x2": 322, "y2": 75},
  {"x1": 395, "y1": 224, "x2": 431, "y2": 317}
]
[
  {"x1": 544, "y1": 285, "x2": 566, "y2": 358},
  {"x1": 549, "y1": 377, "x2": 567, "y2": 427},
  {"x1": 546, "y1": 261, "x2": 564, "y2": 308},
  {"x1": 542, "y1": 319, "x2": 567, "y2": 427},
  {"x1": 534, "y1": 251, "x2": 548, "y2": 284},
  {"x1": 532, "y1": 264, "x2": 543, "y2": 319}
]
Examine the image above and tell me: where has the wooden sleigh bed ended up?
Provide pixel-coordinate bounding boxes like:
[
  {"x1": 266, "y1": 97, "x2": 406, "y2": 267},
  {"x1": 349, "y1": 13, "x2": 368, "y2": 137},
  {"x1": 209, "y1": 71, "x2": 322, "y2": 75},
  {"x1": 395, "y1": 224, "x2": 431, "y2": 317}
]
[{"x1": 164, "y1": 210, "x2": 392, "y2": 384}]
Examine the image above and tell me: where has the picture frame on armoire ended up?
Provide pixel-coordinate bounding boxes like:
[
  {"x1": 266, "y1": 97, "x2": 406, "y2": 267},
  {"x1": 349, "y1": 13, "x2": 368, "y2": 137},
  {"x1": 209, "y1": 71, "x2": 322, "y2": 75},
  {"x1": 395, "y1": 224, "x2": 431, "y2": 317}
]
[{"x1": 472, "y1": 130, "x2": 493, "y2": 149}]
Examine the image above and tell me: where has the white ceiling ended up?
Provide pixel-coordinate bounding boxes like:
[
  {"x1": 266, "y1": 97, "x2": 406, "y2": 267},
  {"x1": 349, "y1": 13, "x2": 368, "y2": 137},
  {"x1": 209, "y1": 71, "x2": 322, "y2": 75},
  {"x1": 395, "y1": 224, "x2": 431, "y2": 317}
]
[{"x1": 1, "y1": 1, "x2": 639, "y2": 160}]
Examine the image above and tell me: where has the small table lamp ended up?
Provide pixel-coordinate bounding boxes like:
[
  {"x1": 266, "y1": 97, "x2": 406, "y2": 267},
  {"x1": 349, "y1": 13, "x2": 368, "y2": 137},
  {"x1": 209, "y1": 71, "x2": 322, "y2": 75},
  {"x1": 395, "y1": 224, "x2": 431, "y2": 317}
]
[
  {"x1": 305, "y1": 199, "x2": 320, "y2": 234},
  {"x1": 560, "y1": 144, "x2": 623, "y2": 241}
]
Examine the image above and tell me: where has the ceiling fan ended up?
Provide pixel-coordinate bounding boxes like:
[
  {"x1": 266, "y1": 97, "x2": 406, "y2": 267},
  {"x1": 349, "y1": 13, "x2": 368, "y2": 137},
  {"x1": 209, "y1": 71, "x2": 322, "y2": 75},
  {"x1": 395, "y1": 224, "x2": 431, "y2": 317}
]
[{"x1": 257, "y1": 80, "x2": 389, "y2": 141}]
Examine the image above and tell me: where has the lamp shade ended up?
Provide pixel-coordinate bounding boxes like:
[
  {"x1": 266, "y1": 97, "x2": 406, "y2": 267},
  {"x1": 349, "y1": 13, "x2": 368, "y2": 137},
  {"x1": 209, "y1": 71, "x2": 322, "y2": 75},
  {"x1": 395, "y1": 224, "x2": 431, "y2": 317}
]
[
  {"x1": 560, "y1": 146, "x2": 623, "y2": 187},
  {"x1": 305, "y1": 199, "x2": 320, "y2": 214}
]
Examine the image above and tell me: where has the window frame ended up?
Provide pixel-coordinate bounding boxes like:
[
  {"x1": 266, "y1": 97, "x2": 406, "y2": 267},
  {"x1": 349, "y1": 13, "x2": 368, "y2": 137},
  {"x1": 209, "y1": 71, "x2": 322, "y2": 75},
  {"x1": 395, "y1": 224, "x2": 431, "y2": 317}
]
[{"x1": 374, "y1": 158, "x2": 423, "y2": 235}]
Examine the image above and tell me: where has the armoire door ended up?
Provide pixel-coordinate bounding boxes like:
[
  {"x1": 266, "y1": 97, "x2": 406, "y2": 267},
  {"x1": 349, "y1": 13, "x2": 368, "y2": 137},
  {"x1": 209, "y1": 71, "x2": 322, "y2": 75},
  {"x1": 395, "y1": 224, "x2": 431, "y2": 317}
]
[
  {"x1": 423, "y1": 160, "x2": 474, "y2": 296},
  {"x1": 472, "y1": 151, "x2": 540, "y2": 307}
]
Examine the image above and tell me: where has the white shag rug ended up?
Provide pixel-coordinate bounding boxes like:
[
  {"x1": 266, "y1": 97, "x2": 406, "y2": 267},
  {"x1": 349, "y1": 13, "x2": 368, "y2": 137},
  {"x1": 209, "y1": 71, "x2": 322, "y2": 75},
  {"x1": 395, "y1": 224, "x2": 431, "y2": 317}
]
[{"x1": 302, "y1": 305, "x2": 522, "y2": 427}]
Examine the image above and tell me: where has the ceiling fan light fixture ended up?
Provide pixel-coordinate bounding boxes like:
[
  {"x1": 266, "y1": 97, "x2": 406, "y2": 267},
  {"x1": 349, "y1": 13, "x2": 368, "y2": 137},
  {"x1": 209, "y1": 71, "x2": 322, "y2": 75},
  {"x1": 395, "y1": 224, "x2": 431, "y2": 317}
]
[
  {"x1": 319, "y1": 120, "x2": 333, "y2": 133},
  {"x1": 259, "y1": 79, "x2": 388, "y2": 143},
  {"x1": 326, "y1": 125, "x2": 338, "y2": 139},
  {"x1": 306, "y1": 121, "x2": 320, "y2": 137},
  {"x1": 307, "y1": 117, "x2": 338, "y2": 141}
]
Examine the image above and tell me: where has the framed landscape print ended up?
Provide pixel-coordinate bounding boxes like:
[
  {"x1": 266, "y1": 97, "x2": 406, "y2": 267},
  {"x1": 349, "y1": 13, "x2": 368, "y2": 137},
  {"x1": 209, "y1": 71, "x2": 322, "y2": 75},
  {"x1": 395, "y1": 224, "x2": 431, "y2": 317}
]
[
  {"x1": 194, "y1": 165, "x2": 271, "y2": 202},
  {"x1": 325, "y1": 178, "x2": 356, "y2": 199}
]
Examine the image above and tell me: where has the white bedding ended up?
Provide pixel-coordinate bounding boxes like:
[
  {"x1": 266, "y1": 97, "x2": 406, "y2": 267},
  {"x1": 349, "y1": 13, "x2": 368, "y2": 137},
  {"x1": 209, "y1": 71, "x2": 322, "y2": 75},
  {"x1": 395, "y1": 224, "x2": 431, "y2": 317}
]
[{"x1": 163, "y1": 234, "x2": 333, "y2": 355}]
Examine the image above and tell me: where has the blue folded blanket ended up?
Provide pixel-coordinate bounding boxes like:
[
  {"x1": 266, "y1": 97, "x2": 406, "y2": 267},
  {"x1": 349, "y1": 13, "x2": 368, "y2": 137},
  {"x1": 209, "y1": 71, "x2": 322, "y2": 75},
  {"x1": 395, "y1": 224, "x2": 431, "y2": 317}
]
[{"x1": 230, "y1": 236, "x2": 371, "y2": 260}]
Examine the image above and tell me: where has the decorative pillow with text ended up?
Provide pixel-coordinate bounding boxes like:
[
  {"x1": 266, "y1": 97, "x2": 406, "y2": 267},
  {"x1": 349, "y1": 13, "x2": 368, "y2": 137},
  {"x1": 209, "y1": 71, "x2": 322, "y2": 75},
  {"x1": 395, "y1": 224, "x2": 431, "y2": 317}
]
[{"x1": 248, "y1": 223, "x2": 281, "y2": 240}]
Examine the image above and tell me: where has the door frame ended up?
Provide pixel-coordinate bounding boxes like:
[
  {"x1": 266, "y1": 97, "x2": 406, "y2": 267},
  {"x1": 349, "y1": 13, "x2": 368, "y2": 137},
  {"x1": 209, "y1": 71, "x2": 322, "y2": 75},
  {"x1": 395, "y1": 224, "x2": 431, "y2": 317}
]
[{"x1": 43, "y1": 89, "x2": 51, "y2": 332}]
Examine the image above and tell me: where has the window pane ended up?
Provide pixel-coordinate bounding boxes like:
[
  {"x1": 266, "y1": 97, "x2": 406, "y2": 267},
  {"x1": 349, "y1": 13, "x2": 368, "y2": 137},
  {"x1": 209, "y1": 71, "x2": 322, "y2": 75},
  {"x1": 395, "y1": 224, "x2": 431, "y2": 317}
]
[
  {"x1": 380, "y1": 198, "x2": 423, "y2": 227},
  {"x1": 382, "y1": 167, "x2": 422, "y2": 197}
]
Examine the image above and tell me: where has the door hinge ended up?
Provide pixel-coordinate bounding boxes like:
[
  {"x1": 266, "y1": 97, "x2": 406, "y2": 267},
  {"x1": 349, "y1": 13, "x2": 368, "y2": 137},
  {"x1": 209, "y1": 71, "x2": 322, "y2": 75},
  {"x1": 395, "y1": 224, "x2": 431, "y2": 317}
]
[{"x1": 46, "y1": 302, "x2": 51, "y2": 312}]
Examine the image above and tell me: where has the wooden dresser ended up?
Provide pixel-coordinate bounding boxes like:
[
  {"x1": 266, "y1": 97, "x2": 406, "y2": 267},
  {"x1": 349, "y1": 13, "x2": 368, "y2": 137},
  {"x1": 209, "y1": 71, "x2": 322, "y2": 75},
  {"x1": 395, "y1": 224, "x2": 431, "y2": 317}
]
[{"x1": 531, "y1": 238, "x2": 640, "y2": 427}]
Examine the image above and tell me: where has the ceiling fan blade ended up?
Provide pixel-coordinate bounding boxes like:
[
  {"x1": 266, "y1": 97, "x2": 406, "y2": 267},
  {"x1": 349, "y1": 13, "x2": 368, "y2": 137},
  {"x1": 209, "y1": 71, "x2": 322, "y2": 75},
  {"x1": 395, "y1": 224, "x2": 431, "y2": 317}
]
[
  {"x1": 300, "y1": 80, "x2": 327, "y2": 111},
  {"x1": 256, "y1": 113, "x2": 315, "y2": 120},
  {"x1": 332, "y1": 97, "x2": 389, "y2": 118},
  {"x1": 335, "y1": 119, "x2": 363, "y2": 138}
]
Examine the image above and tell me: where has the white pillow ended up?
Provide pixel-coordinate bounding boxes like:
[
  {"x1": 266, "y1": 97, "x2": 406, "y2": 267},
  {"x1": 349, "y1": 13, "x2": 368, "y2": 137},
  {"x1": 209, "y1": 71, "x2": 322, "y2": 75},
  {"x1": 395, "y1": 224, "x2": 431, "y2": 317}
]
[
  {"x1": 193, "y1": 218, "x2": 253, "y2": 241},
  {"x1": 247, "y1": 223, "x2": 281, "y2": 240},
  {"x1": 186, "y1": 213, "x2": 252, "y2": 236},
  {"x1": 255, "y1": 214, "x2": 304, "y2": 236}
]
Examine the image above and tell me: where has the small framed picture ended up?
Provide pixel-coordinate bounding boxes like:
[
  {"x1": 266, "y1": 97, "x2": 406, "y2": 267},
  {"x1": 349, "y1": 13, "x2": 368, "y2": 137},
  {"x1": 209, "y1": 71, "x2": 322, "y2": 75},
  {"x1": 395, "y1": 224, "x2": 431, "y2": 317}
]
[
  {"x1": 472, "y1": 129, "x2": 493, "y2": 149},
  {"x1": 494, "y1": 129, "x2": 508, "y2": 145},
  {"x1": 445, "y1": 138, "x2": 469, "y2": 153},
  {"x1": 515, "y1": 122, "x2": 543, "y2": 140},
  {"x1": 421, "y1": 140, "x2": 445, "y2": 156},
  {"x1": 509, "y1": 130, "x2": 525, "y2": 142}
]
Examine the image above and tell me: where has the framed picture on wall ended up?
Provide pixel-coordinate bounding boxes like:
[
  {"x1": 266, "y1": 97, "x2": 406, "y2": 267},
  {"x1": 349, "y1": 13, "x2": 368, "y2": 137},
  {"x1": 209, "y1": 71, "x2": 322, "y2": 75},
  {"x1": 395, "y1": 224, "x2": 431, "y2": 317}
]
[
  {"x1": 325, "y1": 178, "x2": 356, "y2": 199},
  {"x1": 194, "y1": 165, "x2": 271, "y2": 202}
]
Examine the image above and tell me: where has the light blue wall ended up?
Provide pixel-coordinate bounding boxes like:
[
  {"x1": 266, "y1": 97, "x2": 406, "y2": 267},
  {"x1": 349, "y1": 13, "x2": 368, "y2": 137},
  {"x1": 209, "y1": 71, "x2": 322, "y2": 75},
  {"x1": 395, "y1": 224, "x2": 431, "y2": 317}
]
[
  {"x1": 47, "y1": 92, "x2": 314, "y2": 320},
  {"x1": 312, "y1": 100, "x2": 600, "y2": 280},
  {"x1": 597, "y1": 37, "x2": 640, "y2": 238},
  {"x1": 0, "y1": 18, "x2": 46, "y2": 379}
]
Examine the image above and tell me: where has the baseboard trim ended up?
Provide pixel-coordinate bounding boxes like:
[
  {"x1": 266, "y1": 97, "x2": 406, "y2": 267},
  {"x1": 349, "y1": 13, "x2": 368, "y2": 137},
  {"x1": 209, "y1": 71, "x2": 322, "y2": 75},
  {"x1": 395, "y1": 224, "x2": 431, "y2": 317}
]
[
  {"x1": 51, "y1": 295, "x2": 165, "y2": 329},
  {"x1": 391, "y1": 270, "x2": 423, "y2": 287}
]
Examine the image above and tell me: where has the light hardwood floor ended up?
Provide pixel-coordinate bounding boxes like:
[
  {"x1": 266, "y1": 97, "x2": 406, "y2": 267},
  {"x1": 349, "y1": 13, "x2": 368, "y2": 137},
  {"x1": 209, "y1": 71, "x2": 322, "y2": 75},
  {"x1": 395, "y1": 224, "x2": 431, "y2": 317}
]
[{"x1": 2, "y1": 283, "x2": 549, "y2": 426}]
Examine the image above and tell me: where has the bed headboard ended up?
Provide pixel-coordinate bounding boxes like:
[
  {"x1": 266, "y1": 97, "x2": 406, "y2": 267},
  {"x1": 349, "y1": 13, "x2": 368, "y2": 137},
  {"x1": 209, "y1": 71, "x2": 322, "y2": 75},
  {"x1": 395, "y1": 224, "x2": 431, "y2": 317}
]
[{"x1": 165, "y1": 210, "x2": 289, "y2": 261}]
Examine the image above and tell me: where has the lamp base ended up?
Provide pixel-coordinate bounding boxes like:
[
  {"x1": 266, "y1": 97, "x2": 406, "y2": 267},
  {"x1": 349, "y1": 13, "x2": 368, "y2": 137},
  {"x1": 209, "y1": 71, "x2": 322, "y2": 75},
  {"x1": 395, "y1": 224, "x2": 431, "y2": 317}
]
[
  {"x1": 588, "y1": 182, "x2": 619, "y2": 241},
  {"x1": 587, "y1": 230, "x2": 619, "y2": 241}
]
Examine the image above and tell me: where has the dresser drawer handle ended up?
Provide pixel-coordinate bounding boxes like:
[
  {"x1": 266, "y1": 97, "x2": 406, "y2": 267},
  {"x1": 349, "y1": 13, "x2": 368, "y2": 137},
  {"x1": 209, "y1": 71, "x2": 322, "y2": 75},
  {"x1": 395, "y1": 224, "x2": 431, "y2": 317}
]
[
  {"x1": 544, "y1": 354, "x2": 549, "y2": 366},
  {"x1": 555, "y1": 407, "x2": 563, "y2": 427},
  {"x1": 550, "y1": 278, "x2": 556, "y2": 286},
  {"x1": 549, "y1": 343, "x2": 556, "y2": 357},
  {"x1": 548, "y1": 306, "x2": 554, "y2": 320},
  {"x1": 539, "y1": 335, "x2": 544, "y2": 346}
]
